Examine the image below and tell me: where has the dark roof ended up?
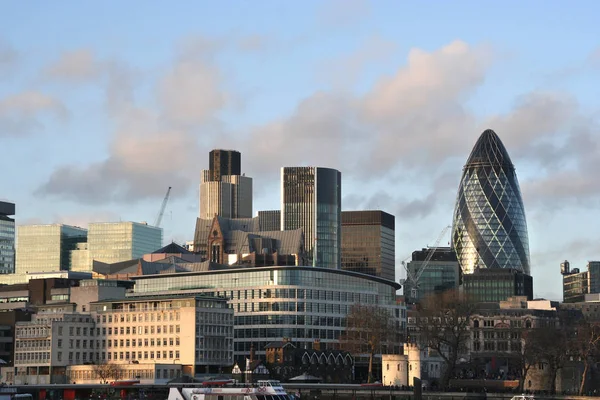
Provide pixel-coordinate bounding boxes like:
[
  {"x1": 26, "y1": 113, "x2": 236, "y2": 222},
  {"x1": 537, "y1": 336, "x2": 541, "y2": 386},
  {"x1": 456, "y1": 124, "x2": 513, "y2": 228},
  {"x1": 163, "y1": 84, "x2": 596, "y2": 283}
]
[
  {"x1": 93, "y1": 259, "x2": 140, "y2": 275},
  {"x1": 152, "y1": 242, "x2": 191, "y2": 255},
  {"x1": 465, "y1": 129, "x2": 514, "y2": 169}
]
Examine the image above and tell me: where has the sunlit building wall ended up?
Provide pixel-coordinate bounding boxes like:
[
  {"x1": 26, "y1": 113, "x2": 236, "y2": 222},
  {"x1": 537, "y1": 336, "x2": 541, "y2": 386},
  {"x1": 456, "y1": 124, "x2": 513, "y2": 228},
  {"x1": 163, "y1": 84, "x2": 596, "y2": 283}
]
[
  {"x1": 87, "y1": 222, "x2": 162, "y2": 268},
  {"x1": 16, "y1": 224, "x2": 87, "y2": 275},
  {"x1": 281, "y1": 167, "x2": 341, "y2": 269}
]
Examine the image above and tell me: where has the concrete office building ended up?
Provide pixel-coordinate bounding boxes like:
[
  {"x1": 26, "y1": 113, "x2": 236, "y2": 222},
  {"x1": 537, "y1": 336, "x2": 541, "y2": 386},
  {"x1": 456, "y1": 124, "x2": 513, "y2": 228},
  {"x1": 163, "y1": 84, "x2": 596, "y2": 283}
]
[
  {"x1": 341, "y1": 210, "x2": 395, "y2": 281},
  {"x1": 8, "y1": 286, "x2": 232, "y2": 384},
  {"x1": 281, "y1": 167, "x2": 342, "y2": 269},
  {"x1": 199, "y1": 150, "x2": 253, "y2": 220},
  {"x1": 0, "y1": 201, "x2": 15, "y2": 274},
  {"x1": 16, "y1": 224, "x2": 87, "y2": 275}
]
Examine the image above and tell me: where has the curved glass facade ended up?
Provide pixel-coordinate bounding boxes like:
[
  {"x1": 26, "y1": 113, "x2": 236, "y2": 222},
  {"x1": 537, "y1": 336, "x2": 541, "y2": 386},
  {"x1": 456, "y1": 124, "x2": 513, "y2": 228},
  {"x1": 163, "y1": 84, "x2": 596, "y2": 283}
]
[
  {"x1": 451, "y1": 129, "x2": 530, "y2": 275},
  {"x1": 131, "y1": 266, "x2": 403, "y2": 361}
]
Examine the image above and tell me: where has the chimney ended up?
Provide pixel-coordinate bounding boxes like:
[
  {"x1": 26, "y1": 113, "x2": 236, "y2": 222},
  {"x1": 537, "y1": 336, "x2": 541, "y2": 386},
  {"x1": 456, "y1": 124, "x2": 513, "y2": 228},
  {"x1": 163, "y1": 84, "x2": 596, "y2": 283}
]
[
  {"x1": 250, "y1": 343, "x2": 255, "y2": 362},
  {"x1": 313, "y1": 339, "x2": 321, "y2": 351}
]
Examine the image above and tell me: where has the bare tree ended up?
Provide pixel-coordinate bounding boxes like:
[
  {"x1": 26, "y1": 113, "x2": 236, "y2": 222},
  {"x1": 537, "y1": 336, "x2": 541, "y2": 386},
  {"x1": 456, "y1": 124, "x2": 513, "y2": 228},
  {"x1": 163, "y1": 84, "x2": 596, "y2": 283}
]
[
  {"x1": 527, "y1": 325, "x2": 568, "y2": 394},
  {"x1": 92, "y1": 360, "x2": 125, "y2": 384},
  {"x1": 571, "y1": 321, "x2": 600, "y2": 395},
  {"x1": 414, "y1": 290, "x2": 477, "y2": 389},
  {"x1": 339, "y1": 304, "x2": 396, "y2": 383},
  {"x1": 517, "y1": 328, "x2": 544, "y2": 392}
]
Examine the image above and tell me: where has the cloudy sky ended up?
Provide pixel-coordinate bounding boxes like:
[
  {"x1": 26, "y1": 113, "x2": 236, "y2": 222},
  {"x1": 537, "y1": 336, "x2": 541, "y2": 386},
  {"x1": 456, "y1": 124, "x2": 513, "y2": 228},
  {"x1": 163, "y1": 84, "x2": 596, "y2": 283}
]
[{"x1": 2, "y1": 1, "x2": 600, "y2": 300}]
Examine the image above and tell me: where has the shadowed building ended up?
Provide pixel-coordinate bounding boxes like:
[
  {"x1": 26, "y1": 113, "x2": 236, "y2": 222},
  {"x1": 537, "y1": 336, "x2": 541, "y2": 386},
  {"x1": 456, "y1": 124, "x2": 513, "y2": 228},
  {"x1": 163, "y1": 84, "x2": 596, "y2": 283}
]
[
  {"x1": 258, "y1": 210, "x2": 281, "y2": 232},
  {"x1": 452, "y1": 129, "x2": 531, "y2": 276},
  {"x1": 0, "y1": 201, "x2": 15, "y2": 274},
  {"x1": 341, "y1": 210, "x2": 395, "y2": 281},
  {"x1": 281, "y1": 167, "x2": 341, "y2": 269},
  {"x1": 199, "y1": 150, "x2": 252, "y2": 220}
]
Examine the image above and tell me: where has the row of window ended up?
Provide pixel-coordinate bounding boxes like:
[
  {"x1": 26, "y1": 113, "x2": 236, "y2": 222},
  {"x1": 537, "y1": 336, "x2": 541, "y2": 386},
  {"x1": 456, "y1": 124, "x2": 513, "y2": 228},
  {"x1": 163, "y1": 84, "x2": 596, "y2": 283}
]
[
  {"x1": 54, "y1": 350, "x2": 182, "y2": 363},
  {"x1": 55, "y1": 337, "x2": 182, "y2": 349},
  {"x1": 96, "y1": 311, "x2": 180, "y2": 324},
  {"x1": 69, "y1": 368, "x2": 180, "y2": 381}
]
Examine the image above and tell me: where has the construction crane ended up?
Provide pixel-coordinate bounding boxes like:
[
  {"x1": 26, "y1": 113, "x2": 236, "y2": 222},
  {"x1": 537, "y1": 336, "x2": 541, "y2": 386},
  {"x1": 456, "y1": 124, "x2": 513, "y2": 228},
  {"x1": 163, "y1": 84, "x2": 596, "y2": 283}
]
[
  {"x1": 401, "y1": 225, "x2": 452, "y2": 302},
  {"x1": 154, "y1": 187, "x2": 172, "y2": 227}
]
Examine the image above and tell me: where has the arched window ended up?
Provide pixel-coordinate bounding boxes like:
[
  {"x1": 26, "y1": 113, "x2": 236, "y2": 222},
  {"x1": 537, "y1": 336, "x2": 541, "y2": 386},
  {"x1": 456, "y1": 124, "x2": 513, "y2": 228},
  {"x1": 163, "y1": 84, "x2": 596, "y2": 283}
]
[
  {"x1": 387, "y1": 363, "x2": 389, "y2": 371},
  {"x1": 473, "y1": 320, "x2": 479, "y2": 328}
]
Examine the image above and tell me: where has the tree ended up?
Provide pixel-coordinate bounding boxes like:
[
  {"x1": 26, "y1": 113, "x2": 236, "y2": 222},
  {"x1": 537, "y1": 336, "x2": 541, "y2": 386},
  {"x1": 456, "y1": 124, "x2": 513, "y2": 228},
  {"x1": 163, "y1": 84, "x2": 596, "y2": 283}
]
[
  {"x1": 571, "y1": 321, "x2": 600, "y2": 395},
  {"x1": 527, "y1": 324, "x2": 568, "y2": 394},
  {"x1": 414, "y1": 290, "x2": 477, "y2": 390},
  {"x1": 517, "y1": 328, "x2": 545, "y2": 392},
  {"x1": 92, "y1": 360, "x2": 125, "y2": 384},
  {"x1": 339, "y1": 304, "x2": 396, "y2": 383}
]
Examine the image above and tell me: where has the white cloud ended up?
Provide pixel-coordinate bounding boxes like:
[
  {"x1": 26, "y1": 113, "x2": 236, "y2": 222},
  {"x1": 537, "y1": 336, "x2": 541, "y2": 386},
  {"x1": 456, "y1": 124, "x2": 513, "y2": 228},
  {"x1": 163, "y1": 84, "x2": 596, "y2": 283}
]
[
  {"x1": 0, "y1": 91, "x2": 68, "y2": 136},
  {"x1": 44, "y1": 49, "x2": 101, "y2": 82},
  {"x1": 37, "y1": 38, "x2": 229, "y2": 203}
]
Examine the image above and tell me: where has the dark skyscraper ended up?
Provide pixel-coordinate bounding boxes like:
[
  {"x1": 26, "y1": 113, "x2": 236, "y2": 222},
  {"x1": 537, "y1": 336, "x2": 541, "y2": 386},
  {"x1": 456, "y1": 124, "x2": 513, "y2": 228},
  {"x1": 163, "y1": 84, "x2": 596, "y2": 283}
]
[
  {"x1": 208, "y1": 150, "x2": 241, "y2": 181},
  {"x1": 281, "y1": 167, "x2": 341, "y2": 269},
  {"x1": 452, "y1": 129, "x2": 530, "y2": 275},
  {"x1": 0, "y1": 201, "x2": 15, "y2": 274},
  {"x1": 258, "y1": 210, "x2": 281, "y2": 232},
  {"x1": 341, "y1": 210, "x2": 395, "y2": 281}
]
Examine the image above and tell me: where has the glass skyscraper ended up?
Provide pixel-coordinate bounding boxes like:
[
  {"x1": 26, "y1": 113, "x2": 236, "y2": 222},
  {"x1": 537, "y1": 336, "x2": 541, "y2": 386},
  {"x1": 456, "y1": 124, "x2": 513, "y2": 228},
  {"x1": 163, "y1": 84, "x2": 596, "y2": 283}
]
[
  {"x1": 16, "y1": 224, "x2": 87, "y2": 274},
  {"x1": 87, "y1": 221, "x2": 162, "y2": 268},
  {"x1": 452, "y1": 129, "x2": 531, "y2": 275},
  {"x1": 340, "y1": 210, "x2": 395, "y2": 281},
  {"x1": 281, "y1": 167, "x2": 341, "y2": 269},
  {"x1": 0, "y1": 201, "x2": 15, "y2": 274}
]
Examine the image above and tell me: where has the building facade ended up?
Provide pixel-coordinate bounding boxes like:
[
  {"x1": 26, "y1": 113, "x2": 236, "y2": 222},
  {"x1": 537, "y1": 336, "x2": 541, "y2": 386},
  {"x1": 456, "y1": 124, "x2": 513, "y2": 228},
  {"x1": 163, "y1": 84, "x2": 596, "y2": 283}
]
[
  {"x1": 89, "y1": 295, "x2": 233, "y2": 375},
  {"x1": 129, "y1": 265, "x2": 404, "y2": 362},
  {"x1": 10, "y1": 294, "x2": 233, "y2": 384},
  {"x1": 281, "y1": 167, "x2": 342, "y2": 269},
  {"x1": 561, "y1": 260, "x2": 600, "y2": 303},
  {"x1": 0, "y1": 201, "x2": 15, "y2": 274},
  {"x1": 340, "y1": 210, "x2": 395, "y2": 281},
  {"x1": 403, "y1": 247, "x2": 459, "y2": 304},
  {"x1": 451, "y1": 129, "x2": 531, "y2": 275},
  {"x1": 86, "y1": 222, "x2": 162, "y2": 269},
  {"x1": 258, "y1": 210, "x2": 281, "y2": 232},
  {"x1": 16, "y1": 224, "x2": 87, "y2": 275},
  {"x1": 463, "y1": 268, "x2": 533, "y2": 303},
  {"x1": 199, "y1": 150, "x2": 253, "y2": 220}
]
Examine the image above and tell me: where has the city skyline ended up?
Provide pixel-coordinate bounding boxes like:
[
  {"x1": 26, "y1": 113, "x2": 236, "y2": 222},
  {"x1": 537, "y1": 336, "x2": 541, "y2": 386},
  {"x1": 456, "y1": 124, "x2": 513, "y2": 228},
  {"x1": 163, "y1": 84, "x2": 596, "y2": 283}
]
[{"x1": 2, "y1": 1, "x2": 600, "y2": 300}]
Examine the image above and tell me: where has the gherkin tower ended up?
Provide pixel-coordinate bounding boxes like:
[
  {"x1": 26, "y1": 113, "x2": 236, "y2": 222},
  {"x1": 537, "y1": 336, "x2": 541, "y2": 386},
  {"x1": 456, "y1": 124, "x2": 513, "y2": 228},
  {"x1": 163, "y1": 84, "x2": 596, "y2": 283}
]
[{"x1": 451, "y1": 129, "x2": 530, "y2": 275}]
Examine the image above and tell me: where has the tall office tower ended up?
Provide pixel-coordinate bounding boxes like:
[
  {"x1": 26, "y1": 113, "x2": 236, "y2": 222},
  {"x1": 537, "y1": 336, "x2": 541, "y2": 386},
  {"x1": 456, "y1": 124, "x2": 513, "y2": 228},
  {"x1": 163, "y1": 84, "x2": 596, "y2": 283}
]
[
  {"x1": 199, "y1": 150, "x2": 252, "y2": 219},
  {"x1": 281, "y1": 167, "x2": 341, "y2": 269},
  {"x1": 340, "y1": 210, "x2": 395, "y2": 281},
  {"x1": 16, "y1": 224, "x2": 87, "y2": 274},
  {"x1": 87, "y1": 221, "x2": 162, "y2": 268},
  {"x1": 209, "y1": 149, "x2": 241, "y2": 181},
  {"x1": 0, "y1": 201, "x2": 15, "y2": 274},
  {"x1": 403, "y1": 247, "x2": 460, "y2": 304},
  {"x1": 452, "y1": 129, "x2": 531, "y2": 275},
  {"x1": 258, "y1": 210, "x2": 281, "y2": 231}
]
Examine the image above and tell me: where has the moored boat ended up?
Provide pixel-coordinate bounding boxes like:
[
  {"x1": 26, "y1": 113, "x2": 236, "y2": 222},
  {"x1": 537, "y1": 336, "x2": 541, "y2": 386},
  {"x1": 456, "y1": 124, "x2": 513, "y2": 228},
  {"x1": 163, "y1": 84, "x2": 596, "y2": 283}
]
[{"x1": 168, "y1": 380, "x2": 294, "y2": 400}]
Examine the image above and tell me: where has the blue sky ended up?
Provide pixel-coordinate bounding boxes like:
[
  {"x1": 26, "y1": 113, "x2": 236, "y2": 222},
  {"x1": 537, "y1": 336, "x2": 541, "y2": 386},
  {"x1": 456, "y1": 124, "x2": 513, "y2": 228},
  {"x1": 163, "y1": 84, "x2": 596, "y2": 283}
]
[{"x1": 2, "y1": 1, "x2": 600, "y2": 300}]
